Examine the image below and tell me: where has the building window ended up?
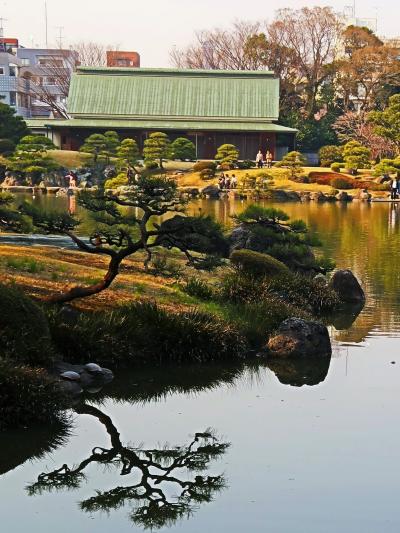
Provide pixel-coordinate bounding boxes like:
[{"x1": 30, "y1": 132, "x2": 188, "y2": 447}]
[
  {"x1": 9, "y1": 92, "x2": 17, "y2": 106},
  {"x1": 0, "y1": 67, "x2": 4, "y2": 75},
  {"x1": 9, "y1": 66, "x2": 17, "y2": 77},
  {"x1": 21, "y1": 58, "x2": 30, "y2": 66}
]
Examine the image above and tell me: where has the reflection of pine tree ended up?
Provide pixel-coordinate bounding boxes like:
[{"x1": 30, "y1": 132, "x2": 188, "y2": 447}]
[{"x1": 27, "y1": 404, "x2": 229, "y2": 530}]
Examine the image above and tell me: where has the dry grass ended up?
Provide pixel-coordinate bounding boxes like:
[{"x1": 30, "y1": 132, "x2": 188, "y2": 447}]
[
  {"x1": 0, "y1": 245, "x2": 204, "y2": 312},
  {"x1": 48, "y1": 150, "x2": 91, "y2": 169}
]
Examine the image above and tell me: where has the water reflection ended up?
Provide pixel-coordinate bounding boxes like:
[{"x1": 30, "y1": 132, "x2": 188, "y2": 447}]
[
  {"x1": 27, "y1": 403, "x2": 229, "y2": 530},
  {"x1": 266, "y1": 356, "x2": 331, "y2": 387},
  {"x1": 0, "y1": 423, "x2": 70, "y2": 476}
]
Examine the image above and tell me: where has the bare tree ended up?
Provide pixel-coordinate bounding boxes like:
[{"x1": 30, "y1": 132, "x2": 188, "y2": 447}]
[
  {"x1": 72, "y1": 41, "x2": 110, "y2": 67},
  {"x1": 268, "y1": 7, "x2": 343, "y2": 116},
  {"x1": 170, "y1": 21, "x2": 264, "y2": 70},
  {"x1": 333, "y1": 111, "x2": 397, "y2": 159},
  {"x1": 20, "y1": 50, "x2": 78, "y2": 118}
]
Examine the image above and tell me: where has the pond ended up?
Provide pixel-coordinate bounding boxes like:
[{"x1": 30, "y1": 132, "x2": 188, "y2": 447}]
[{"x1": 1, "y1": 196, "x2": 400, "y2": 532}]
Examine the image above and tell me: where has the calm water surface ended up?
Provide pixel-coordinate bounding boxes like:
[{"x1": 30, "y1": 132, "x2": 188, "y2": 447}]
[{"x1": 1, "y1": 196, "x2": 400, "y2": 532}]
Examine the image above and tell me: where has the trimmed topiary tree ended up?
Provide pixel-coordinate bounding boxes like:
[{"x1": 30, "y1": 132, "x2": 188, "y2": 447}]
[
  {"x1": 10, "y1": 135, "x2": 58, "y2": 185},
  {"x1": 319, "y1": 145, "x2": 343, "y2": 167},
  {"x1": 143, "y1": 132, "x2": 172, "y2": 169},
  {"x1": 343, "y1": 141, "x2": 371, "y2": 174},
  {"x1": 215, "y1": 144, "x2": 239, "y2": 167},
  {"x1": 230, "y1": 249, "x2": 290, "y2": 278},
  {"x1": 230, "y1": 205, "x2": 332, "y2": 273},
  {"x1": 275, "y1": 151, "x2": 306, "y2": 177},
  {"x1": 171, "y1": 137, "x2": 196, "y2": 161}
]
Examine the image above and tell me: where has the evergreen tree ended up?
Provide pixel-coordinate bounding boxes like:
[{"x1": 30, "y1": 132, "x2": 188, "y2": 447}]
[
  {"x1": 143, "y1": 132, "x2": 172, "y2": 169},
  {"x1": 215, "y1": 144, "x2": 239, "y2": 166},
  {"x1": 20, "y1": 175, "x2": 227, "y2": 303},
  {"x1": 116, "y1": 138, "x2": 140, "y2": 177},
  {"x1": 171, "y1": 137, "x2": 196, "y2": 160},
  {"x1": 10, "y1": 135, "x2": 58, "y2": 185},
  {"x1": 103, "y1": 131, "x2": 120, "y2": 159},
  {"x1": 0, "y1": 102, "x2": 30, "y2": 144},
  {"x1": 369, "y1": 95, "x2": 400, "y2": 154},
  {"x1": 80, "y1": 133, "x2": 108, "y2": 164},
  {"x1": 275, "y1": 151, "x2": 306, "y2": 177},
  {"x1": 342, "y1": 141, "x2": 371, "y2": 173}
]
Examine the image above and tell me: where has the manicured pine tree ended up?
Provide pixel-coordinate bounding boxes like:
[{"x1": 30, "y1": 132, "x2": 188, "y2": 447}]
[
  {"x1": 171, "y1": 137, "x2": 196, "y2": 161},
  {"x1": 143, "y1": 132, "x2": 172, "y2": 169}
]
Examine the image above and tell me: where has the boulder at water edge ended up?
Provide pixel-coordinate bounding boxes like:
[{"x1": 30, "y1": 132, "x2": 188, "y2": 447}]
[
  {"x1": 329, "y1": 269, "x2": 365, "y2": 303},
  {"x1": 201, "y1": 185, "x2": 220, "y2": 198},
  {"x1": 267, "y1": 317, "x2": 332, "y2": 358}
]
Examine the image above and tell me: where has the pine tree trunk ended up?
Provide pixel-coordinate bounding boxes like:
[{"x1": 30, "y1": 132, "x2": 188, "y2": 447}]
[{"x1": 47, "y1": 256, "x2": 121, "y2": 304}]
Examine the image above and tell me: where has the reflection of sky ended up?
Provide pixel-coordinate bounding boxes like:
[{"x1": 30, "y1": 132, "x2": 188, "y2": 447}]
[{"x1": 2, "y1": 340, "x2": 400, "y2": 532}]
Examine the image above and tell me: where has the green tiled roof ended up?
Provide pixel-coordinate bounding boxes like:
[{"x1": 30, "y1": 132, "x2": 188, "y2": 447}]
[
  {"x1": 34, "y1": 118, "x2": 297, "y2": 133},
  {"x1": 67, "y1": 67, "x2": 280, "y2": 121}
]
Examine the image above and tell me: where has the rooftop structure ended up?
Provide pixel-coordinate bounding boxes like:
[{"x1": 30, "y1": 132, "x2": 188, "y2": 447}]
[
  {"x1": 106, "y1": 50, "x2": 140, "y2": 68},
  {"x1": 27, "y1": 67, "x2": 297, "y2": 160}
]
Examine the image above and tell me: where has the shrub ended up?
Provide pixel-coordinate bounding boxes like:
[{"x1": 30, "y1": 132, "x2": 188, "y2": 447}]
[
  {"x1": 181, "y1": 277, "x2": 214, "y2": 300},
  {"x1": 222, "y1": 298, "x2": 310, "y2": 348},
  {"x1": 200, "y1": 168, "x2": 215, "y2": 180},
  {"x1": 230, "y1": 249, "x2": 289, "y2": 278},
  {"x1": 104, "y1": 173, "x2": 129, "y2": 189},
  {"x1": 237, "y1": 160, "x2": 256, "y2": 169},
  {"x1": 330, "y1": 162, "x2": 341, "y2": 172},
  {"x1": 0, "y1": 284, "x2": 55, "y2": 366},
  {"x1": 150, "y1": 254, "x2": 183, "y2": 279},
  {"x1": 48, "y1": 301, "x2": 247, "y2": 366},
  {"x1": 0, "y1": 138, "x2": 16, "y2": 155},
  {"x1": 330, "y1": 177, "x2": 353, "y2": 190},
  {"x1": 193, "y1": 161, "x2": 217, "y2": 172},
  {"x1": 219, "y1": 271, "x2": 340, "y2": 315},
  {"x1": 144, "y1": 160, "x2": 159, "y2": 170},
  {"x1": 0, "y1": 363, "x2": 68, "y2": 429},
  {"x1": 319, "y1": 145, "x2": 343, "y2": 167}
]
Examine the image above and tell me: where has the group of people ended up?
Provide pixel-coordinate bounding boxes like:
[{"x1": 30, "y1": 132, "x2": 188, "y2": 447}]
[
  {"x1": 390, "y1": 177, "x2": 400, "y2": 200},
  {"x1": 218, "y1": 173, "x2": 238, "y2": 191},
  {"x1": 256, "y1": 150, "x2": 273, "y2": 169}
]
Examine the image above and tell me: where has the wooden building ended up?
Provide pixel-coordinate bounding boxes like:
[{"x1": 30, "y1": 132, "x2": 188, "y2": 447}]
[{"x1": 27, "y1": 67, "x2": 296, "y2": 160}]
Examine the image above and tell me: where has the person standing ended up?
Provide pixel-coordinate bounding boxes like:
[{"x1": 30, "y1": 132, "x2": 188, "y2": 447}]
[
  {"x1": 265, "y1": 150, "x2": 273, "y2": 169},
  {"x1": 225, "y1": 175, "x2": 231, "y2": 190},
  {"x1": 256, "y1": 150, "x2": 264, "y2": 169},
  {"x1": 391, "y1": 177, "x2": 398, "y2": 200},
  {"x1": 231, "y1": 174, "x2": 237, "y2": 189}
]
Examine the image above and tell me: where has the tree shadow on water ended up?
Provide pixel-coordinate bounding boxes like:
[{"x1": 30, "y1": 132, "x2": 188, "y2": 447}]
[{"x1": 26, "y1": 403, "x2": 229, "y2": 530}]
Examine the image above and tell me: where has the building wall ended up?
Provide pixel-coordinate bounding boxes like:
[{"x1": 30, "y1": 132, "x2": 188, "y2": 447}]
[{"x1": 56, "y1": 128, "x2": 295, "y2": 160}]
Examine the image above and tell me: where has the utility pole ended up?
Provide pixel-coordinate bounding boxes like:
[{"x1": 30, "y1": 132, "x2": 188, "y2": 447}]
[
  {"x1": 56, "y1": 25, "x2": 64, "y2": 48},
  {"x1": 44, "y1": 1, "x2": 48, "y2": 47},
  {"x1": 0, "y1": 16, "x2": 7, "y2": 51}
]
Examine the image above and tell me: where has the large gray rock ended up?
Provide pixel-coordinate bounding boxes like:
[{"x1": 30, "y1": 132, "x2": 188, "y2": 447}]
[
  {"x1": 267, "y1": 318, "x2": 332, "y2": 358},
  {"x1": 201, "y1": 184, "x2": 220, "y2": 198},
  {"x1": 329, "y1": 269, "x2": 365, "y2": 303},
  {"x1": 335, "y1": 191, "x2": 353, "y2": 202}
]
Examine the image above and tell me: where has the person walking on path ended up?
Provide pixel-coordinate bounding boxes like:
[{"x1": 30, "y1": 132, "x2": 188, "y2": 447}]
[
  {"x1": 391, "y1": 177, "x2": 398, "y2": 200},
  {"x1": 256, "y1": 150, "x2": 264, "y2": 169}
]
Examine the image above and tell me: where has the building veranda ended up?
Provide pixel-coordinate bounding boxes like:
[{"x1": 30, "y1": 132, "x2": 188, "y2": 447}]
[{"x1": 27, "y1": 67, "x2": 297, "y2": 160}]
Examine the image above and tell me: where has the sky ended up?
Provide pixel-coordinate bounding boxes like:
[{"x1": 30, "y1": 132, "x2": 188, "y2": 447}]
[{"x1": 1, "y1": 0, "x2": 399, "y2": 67}]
